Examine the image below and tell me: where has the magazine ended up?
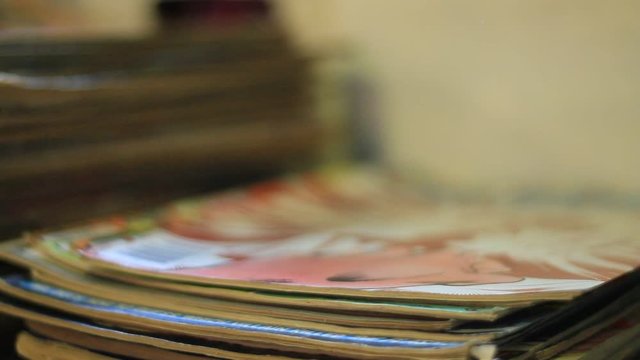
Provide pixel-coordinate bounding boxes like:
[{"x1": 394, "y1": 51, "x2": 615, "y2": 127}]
[{"x1": 39, "y1": 170, "x2": 640, "y2": 302}]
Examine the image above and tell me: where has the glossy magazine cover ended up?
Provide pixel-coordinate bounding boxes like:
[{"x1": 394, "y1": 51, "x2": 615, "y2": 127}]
[{"x1": 49, "y1": 169, "x2": 640, "y2": 300}]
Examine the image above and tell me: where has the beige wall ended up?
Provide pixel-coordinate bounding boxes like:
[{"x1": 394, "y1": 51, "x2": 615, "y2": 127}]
[
  {"x1": 74, "y1": 0, "x2": 157, "y2": 36},
  {"x1": 1, "y1": 0, "x2": 156, "y2": 37},
  {"x1": 275, "y1": 0, "x2": 640, "y2": 193}
]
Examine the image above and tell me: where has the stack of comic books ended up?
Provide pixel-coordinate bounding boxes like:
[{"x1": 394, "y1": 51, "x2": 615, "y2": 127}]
[
  {"x1": 0, "y1": 168, "x2": 639, "y2": 359},
  {"x1": 0, "y1": 27, "x2": 318, "y2": 239}
]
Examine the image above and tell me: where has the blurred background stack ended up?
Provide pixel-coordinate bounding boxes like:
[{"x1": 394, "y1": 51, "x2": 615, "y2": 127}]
[{"x1": 0, "y1": 0, "x2": 322, "y2": 239}]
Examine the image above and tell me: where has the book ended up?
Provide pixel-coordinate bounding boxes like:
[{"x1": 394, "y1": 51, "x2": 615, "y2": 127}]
[
  {"x1": 25, "y1": 321, "x2": 267, "y2": 360},
  {"x1": 16, "y1": 331, "x2": 117, "y2": 360},
  {"x1": 45, "y1": 169, "x2": 640, "y2": 302},
  {"x1": 0, "y1": 240, "x2": 480, "y2": 334},
  {"x1": 0, "y1": 276, "x2": 476, "y2": 359},
  {"x1": 0, "y1": 168, "x2": 638, "y2": 359},
  {"x1": 0, "y1": 27, "x2": 318, "y2": 240},
  {"x1": 0, "y1": 298, "x2": 301, "y2": 359}
]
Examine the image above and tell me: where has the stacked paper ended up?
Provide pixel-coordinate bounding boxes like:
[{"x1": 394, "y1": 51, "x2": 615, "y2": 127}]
[
  {"x1": 0, "y1": 27, "x2": 318, "y2": 239},
  {"x1": 1, "y1": 169, "x2": 639, "y2": 359}
]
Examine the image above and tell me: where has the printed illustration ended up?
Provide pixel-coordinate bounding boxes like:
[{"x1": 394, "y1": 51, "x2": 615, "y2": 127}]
[{"x1": 78, "y1": 170, "x2": 640, "y2": 295}]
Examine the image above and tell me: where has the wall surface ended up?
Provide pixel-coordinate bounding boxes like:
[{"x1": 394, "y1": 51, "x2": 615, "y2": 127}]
[
  {"x1": 275, "y1": 0, "x2": 640, "y2": 194},
  {"x1": 0, "y1": 0, "x2": 156, "y2": 37}
]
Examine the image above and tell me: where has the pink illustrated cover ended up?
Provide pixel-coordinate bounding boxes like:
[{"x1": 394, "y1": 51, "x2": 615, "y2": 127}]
[{"x1": 76, "y1": 169, "x2": 640, "y2": 297}]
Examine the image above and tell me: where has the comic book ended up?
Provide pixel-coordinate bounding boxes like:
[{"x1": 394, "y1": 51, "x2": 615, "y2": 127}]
[
  {"x1": 37, "y1": 169, "x2": 640, "y2": 303},
  {"x1": 0, "y1": 276, "x2": 478, "y2": 360},
  {"x1": 1, "y1": 168, "x2": 639, "y2": 359}
]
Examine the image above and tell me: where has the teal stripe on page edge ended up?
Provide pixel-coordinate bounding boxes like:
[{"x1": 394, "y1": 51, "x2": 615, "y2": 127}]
[{"x1": 4, "y1": 276, "x2": 463, "y2": 349}]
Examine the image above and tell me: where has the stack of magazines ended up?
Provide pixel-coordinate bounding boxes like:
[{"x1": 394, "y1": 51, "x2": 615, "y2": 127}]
[
  {"x1": 0, "y1": 27, "x2": 318, "y2": 238},
  {"x1": 0, "y1": 168, "x2": 639, "y2": 359}
]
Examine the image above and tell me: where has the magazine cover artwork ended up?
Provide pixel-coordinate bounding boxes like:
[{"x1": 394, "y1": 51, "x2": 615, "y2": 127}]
[{"x1": 63, "y1": 170, "x2": 640, "y2": 298}]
